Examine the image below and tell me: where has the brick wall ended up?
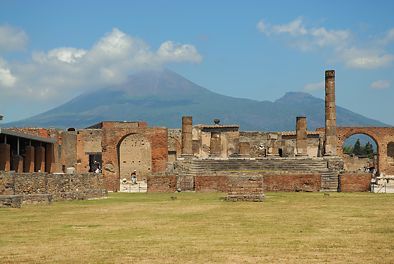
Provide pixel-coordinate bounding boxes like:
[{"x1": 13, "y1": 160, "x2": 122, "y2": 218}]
[
  {"x1": 196, "y1": 173, "x2": 321, "y2": 192},
  {"x1": 195, "y1": 176, "x2": 229, "y2": 192},
  {"x1": 263, "y1": 173, "x2": 321, "y2": 192},
  {"x1": 147, "y1": 175, "x2": 177, "y2": 192},
  {"x1": 102, "y1": 124, "x2": 168, "y2": 191},
  {"x1": 334, "y1": 127, "x2": 394, "y2": 175},
  {"x1": 339, "y1": 173, "x2": 372, "y2": 192},
  {"x1": 226, "y1": 176, "x2": 264, "y2": 201}
]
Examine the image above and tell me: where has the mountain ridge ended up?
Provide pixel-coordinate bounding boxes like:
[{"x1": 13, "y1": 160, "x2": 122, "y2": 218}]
[{"x1": 4, "y1": 69, "x2": 389, "y2": 130}]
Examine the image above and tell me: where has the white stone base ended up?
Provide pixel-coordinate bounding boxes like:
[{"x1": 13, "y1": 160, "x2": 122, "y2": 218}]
[
  {"x1": 371, "y1": 176, "x2": 394, "y2": 193},
  {"x1": 119, "y1": 181, "x2": 147, "y2": 193}
]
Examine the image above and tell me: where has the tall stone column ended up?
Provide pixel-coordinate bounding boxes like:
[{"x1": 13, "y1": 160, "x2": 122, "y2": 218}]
[
  {"x1": 210, "y1": 132, "x2": 221, "y2": 157},
  {"x1": 45, "y1": 144, "x2": 55, "y2": 173},
  {"x1": 13, "y1": 155, "x2": 24, "y2": 173},
  {"x1": 24, "y1": 146, "x2": 35, "y2": 173},
  {"x1": 0, "y1": 143, "x2": 11, "y2": 171},
  {"x1": 181, "y1": 116, "x2": 193, "y2": 156},
  {"x1": 296, "y1": 116, "x2": 308, "y2": 156},
  {"x1": 35, "y1": 146, "x2": 45, "y2": 172},
  {"x1": 324, "y1": 70, "x2": 337, "y2": 156}
]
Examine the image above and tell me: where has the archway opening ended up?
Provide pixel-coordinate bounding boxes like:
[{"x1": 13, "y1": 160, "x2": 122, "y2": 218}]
[
  {"x1": 343, "y1": 133, "x2": 378, "y2": 173},
  {"x1": 117, "y1": 133, "x2": 152, "y2": 182},
  {"x1": 387, "y1": 142, "x2": 394, "y2": 166}
]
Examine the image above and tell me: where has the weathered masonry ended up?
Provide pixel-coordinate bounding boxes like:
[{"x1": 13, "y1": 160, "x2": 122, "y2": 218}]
[
  {"x1": 2, "y1": 69, "x2": 394, "y2": 195},
  {"x1": 0, "y1": 128, "x2": 56, "y2": 173}
]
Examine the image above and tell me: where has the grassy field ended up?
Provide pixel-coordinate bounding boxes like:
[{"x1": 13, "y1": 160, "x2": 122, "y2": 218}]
[{"x1": 1, "y1": 192, "x2": 393, "y2": 263}]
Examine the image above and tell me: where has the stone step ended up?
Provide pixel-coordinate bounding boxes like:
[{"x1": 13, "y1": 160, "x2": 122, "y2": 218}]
[{"x1": 320, "y1": 170, "x2": 338, "y2": 192}]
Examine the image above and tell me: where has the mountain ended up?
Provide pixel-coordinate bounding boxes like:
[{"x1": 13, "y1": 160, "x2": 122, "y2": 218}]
[{"x1": 4, "y1": 69, "x2": 389, "y2": 131}]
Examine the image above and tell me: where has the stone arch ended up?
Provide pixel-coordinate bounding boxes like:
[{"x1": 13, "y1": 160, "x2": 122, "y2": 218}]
[
  {"x1": 387, "y1": 142, "x2": 394, "y2": 165},
  {"x1": 117, "y1": 133, "x2": 152, "y2": 181},
  {"x1": 341, "y1": 132, "x2": 378, "y2": 172},
  {"x1": 337, "y1": 127, "x2": 382, "y2": 173}
]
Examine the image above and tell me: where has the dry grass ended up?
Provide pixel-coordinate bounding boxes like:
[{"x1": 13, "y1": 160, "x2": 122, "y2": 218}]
[{"x1": 1, "y1": 192, "x2": 394, "y2": 263}]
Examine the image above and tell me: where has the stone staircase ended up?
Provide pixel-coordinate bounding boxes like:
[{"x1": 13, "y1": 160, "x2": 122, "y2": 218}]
[
  {"x1": 320, "y1": 170, "x2": 339, "y2": 192},
  {"x1": 187, "y1": 158, "x2": 329, "y2": 175},
  {"x1": 175, "y1": 158, "x2": 341, "y2": 192}
]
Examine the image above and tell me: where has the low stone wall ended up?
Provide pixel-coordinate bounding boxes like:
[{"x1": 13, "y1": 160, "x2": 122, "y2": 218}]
[
  {"x1": 149, "y1": 173, "x2": 321, "y2": 193},
  {"x1": 196, "y1": 173, "x2": 320, "y2": 192},
  {"x1": 263, "y1": 173, "x2": 321, "y2": 192},
  {"x1": 0, "y1": 171, "x2": 107, "y2": 206},
  {"x1": 147, "y1": 175, "x2": 177, "y2": 192},
  {"x1": 339, "y1": 173, "x2": 372, "y2": 192},
  {"x1": 195, "y1": 176, "x2": 229, "y2": 192},
  {"x1": 226, "y1": 176, "x2": 264, "y2": 202},
  {"x1": 0, "y1": 195, "x2": 22, "y2": 208}
]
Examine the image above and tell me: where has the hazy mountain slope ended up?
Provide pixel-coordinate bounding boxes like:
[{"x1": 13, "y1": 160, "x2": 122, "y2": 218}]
[{"x1": 5, "y1": 69, "x2": 389, "y2": 130}]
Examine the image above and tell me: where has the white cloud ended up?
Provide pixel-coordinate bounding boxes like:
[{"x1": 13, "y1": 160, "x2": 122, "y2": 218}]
[
  {"x1": 0, "y1": 58, "x2": 16, "y2": 87},
  {"x1": 309, "y1": 27, "x2": 350, "y2": 48},
  {"x1": 370, "y1": 80, "x2": 390, "y2": 90},
  {"x1": 157, "y1": 41, "x2": 202, "y2": 63},
  {"x1": 339, "y1": 47, "x2": 394, "y2": 69},
  {"x1": 304, "y1": 81, "x2": 324, "y2": 92},
  {"x1": 256, "y1": 20, "x2": 267, "y2": 34},
  {"x1": 257, "y1": 17, "x2": 350, "y2": 48},
  {"x1": 257, "y1": 17, "x2": 394, "y2": 69},
  {"x1": 0, "y1": 28, "x2": 202, "y2": 101},
  {"x1": 0, "y1": 25, "x2": 28, "y2": 52},
  {"x1": 382, "y1": 28, "x2": 394, "y2": 44},
  {"x1": 47, "y1": 48, "x2": 87, "y2": 63},
  {"x1": 272, "y1": 17, "x2": 308, "y2": 36}
]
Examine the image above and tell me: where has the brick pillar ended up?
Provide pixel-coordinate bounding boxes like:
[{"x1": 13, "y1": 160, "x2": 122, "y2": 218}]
[
  {"x1": 210, "y1": 132, "x2": 221, "y2": 157},
  {"x1": 35, "y1": 146, "x2": 45, "y2": 172},
  {"x1": 24, "y1": 146, "x2": 35, "y2": 172},
  {"x1": 45, "y1": 144, "x2": 55, "y2": 173},
  {"x1": 181, "y1": 116, "x2": 193, "y2": 156},
  {"x1": 0, "y1": 143, "x2": 11, "y2": 171},
  {"x1": 296, "y1": 116, "x2": 308, "y2": 156},
  {"x1": 239, "y1": 142, "x2": 250, "y2": 156},
  {"x1": 324, "y1": 70, "x2": 337, "y2": 156},
  {"x1": 13, "y1": 155, "x2": 24, "y2": 173}
]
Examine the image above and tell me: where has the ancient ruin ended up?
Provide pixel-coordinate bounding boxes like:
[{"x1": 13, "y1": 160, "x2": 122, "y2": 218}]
[{"x1": 2, "y1": 70, "x2": 394, "y2": 206}]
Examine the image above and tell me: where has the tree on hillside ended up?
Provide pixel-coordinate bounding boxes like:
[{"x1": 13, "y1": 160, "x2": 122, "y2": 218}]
[
  {"x1": 353, "y1": 139, "x2": 362, "y2": 156},
  {"x1": 343, "y1": 145, "x2": 353, "y2": 154},
  {"x1": 365, "y1": 142, "x2": 374, "y2": 158}
]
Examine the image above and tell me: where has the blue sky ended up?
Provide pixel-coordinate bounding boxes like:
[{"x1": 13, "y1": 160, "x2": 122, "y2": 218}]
[{"x1": 1, "y1": 0, "x2": 394, "y2": 125}]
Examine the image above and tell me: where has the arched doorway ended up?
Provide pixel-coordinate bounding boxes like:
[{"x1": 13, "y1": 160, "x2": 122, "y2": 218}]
[
  {"x1": 118, "y1": 133, "x2": 152, "y2": 181},
  {"x1": 388, "y1": 142, "x2": 394, "y2": 166},
  {"x1": 342, "y1": 133, "x2": 378, "y2": 173}
]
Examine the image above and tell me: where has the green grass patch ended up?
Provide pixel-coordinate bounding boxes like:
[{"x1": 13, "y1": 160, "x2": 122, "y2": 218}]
[{"x1": 0, "y1": 192, "x2": 393, "y2": 263}]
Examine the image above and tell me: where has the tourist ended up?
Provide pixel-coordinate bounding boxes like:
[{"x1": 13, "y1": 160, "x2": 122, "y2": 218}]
[{"x1": 131, "y1": 170, "x2": 137, "y2": 184}]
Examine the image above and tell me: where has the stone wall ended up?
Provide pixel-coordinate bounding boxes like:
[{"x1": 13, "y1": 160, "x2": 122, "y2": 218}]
[
  {"x1": 343, "y1": 155, "x2": 373, "y2": 172},
  {"x1": 226, "y1": 176, "x2": 264, "y2": 201},
  {"x1": 147, "y1": 175, "x2": 177, "y2": 192},
  {"x1": 195, "y1": 176, "x2": 229, "y2": 192},
  {"x1": 0, "y1": 195, "x2": 22, "y2": 208},
  {"x1": 0, "y1": 171, "x2": 107, "y2": 204},
  {"x1": 101, "y1": 122, "x2": 168, "y2": 191},
  {"x1": 263, "y1": 173, "x2": 321, "y2": 192},
  {"x1": 61, "y1": 131, "x2": 78, "y2": 169},
  {"x1": 149, "y1": 173, "x2": 322, "y2": 193},
  {"x1": 318, "y1": 126, "x2": 394, "y2": 175},
  {"x1": 339, "y1": 173, "x2": 372, "y2": 192},
  {"x1": 168, "y1": 129, "x2": 181, "y2": 161},
  {"x1": 76, "y1": 129, "x2": 102, "y2": 173}
]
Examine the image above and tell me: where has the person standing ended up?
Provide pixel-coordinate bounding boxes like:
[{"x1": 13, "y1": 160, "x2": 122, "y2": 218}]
[{"x1": 131, "y1": 170, "x2": 137, "y2": 184}]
